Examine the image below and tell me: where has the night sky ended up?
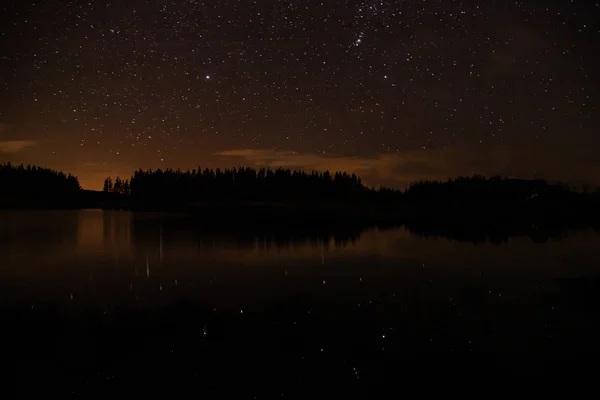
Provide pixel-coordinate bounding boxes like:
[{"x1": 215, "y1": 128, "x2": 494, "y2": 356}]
[{"x1": 1, "y1": 0, "x2": 598, "y2": 190}]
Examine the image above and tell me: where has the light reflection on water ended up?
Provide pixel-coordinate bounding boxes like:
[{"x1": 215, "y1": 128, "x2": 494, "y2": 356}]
[{"x1": 1, "y1": 210, "x2": 600, "y2": 310}]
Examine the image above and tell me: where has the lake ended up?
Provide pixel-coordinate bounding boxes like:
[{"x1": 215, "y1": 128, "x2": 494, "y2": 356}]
[{"x1": 2, "y1": 210, "x2": 600, "y2": 390}]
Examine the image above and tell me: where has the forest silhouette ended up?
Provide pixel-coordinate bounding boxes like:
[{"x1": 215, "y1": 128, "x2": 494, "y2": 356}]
[
  {"x1": 106, "y1": 167, "x2": 369, "y2": 202},
  {"x1": 0, "y1": 162, "x2": 81, "y2": 208},
  {"x1": 2, "y1": 162, "x2": 600, "y2": 235}
]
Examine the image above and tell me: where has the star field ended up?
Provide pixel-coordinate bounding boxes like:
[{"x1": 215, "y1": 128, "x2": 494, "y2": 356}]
[{"x1": 0, "y1": 0, "x2": 598, "y2": 189}]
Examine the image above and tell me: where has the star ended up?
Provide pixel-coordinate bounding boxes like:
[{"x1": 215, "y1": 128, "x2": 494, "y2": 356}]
[{"x1": 0, "y1": 0, "x2": 596, "y2": 190}]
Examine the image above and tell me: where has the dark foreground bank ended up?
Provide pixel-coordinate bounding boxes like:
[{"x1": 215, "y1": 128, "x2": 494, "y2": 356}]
[
  {"x1": 4, "y1": 274, "x2": 600, "y2": 394},
  {"x1": 4, "y1": 189, "x2": 600, "y2": 236},
  {"x1": 3, "y1": 209, "x2": 600, "y2": 393},
  {"x1": 4, "y1": 163, "x2": 600, "y2": 230}
]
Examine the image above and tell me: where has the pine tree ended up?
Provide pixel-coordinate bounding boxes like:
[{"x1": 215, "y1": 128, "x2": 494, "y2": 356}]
[{"x1": 114, "y1": 177, "x2": 122, "y2": 194}]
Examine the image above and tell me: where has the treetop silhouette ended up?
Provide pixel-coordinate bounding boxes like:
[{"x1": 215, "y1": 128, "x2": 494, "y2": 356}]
[
  {"x1": 123, "y1": 167, "x2": 370, "y2": 204},
  {"x1": 0, "y1": 162, "x2": 80, "y2": 196}
]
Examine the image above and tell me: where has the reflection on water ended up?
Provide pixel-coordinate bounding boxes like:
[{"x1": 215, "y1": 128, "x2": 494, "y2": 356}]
[
  {"x1": 3, "y1": 209, "x2": 600, "y2": 387},
  {"x1": 79, "y1": 209, "x2": 133, "y2": 255},
  {"x1": 1, "y1": 210, "x2": 600, "y2": 310}
]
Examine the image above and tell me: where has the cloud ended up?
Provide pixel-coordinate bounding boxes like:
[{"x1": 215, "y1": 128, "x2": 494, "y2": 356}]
[
  {"x1": 0, "y1": 123, "x2": 38, "y2": 154},
  {"x1": 216, "y1": 148, "x2": 438, "y2": 188},
  {"x1": 216, "y1": 148, "x2": 383, "y2": 177},
  {"x1": 216, "y1": 144, "x2": 600, "y2": 189},
  {"x1": 0, "y1": 140, "x2": 37, "y2": 154}
]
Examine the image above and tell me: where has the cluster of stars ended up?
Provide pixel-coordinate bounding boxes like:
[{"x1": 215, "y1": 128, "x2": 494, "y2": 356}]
[{"x1": 0, "y1": 0, "x2": 597, "y2": 183}]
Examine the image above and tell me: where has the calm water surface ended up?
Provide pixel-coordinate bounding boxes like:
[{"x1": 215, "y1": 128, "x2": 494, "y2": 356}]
[
  {"x1": 3, "y1": 210, "x2": 600, "y2": 389},
  {"x1": 2, "y1": 209, "x2": 600, "y2": 311}
]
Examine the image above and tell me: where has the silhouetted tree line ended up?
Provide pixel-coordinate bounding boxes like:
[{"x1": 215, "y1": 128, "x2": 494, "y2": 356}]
[
  {"x1": 97, "y1": 168, "x2": 600, "y2": 225},
  {"x1": 402, "y1": 175, "x2": 600, "y2": 225},
  {"x1": 118, "y1": 167, "x2": 371, "y2": 206},
  {"x1": 103, "y1": 176, "x2": 130, "y2": 195},
  {"x1": 0, "y1": 163, "x2": 80, "y2": 205},
  {"x1": 3, "y1": 160, "x2": 599, "y2": 227}
]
